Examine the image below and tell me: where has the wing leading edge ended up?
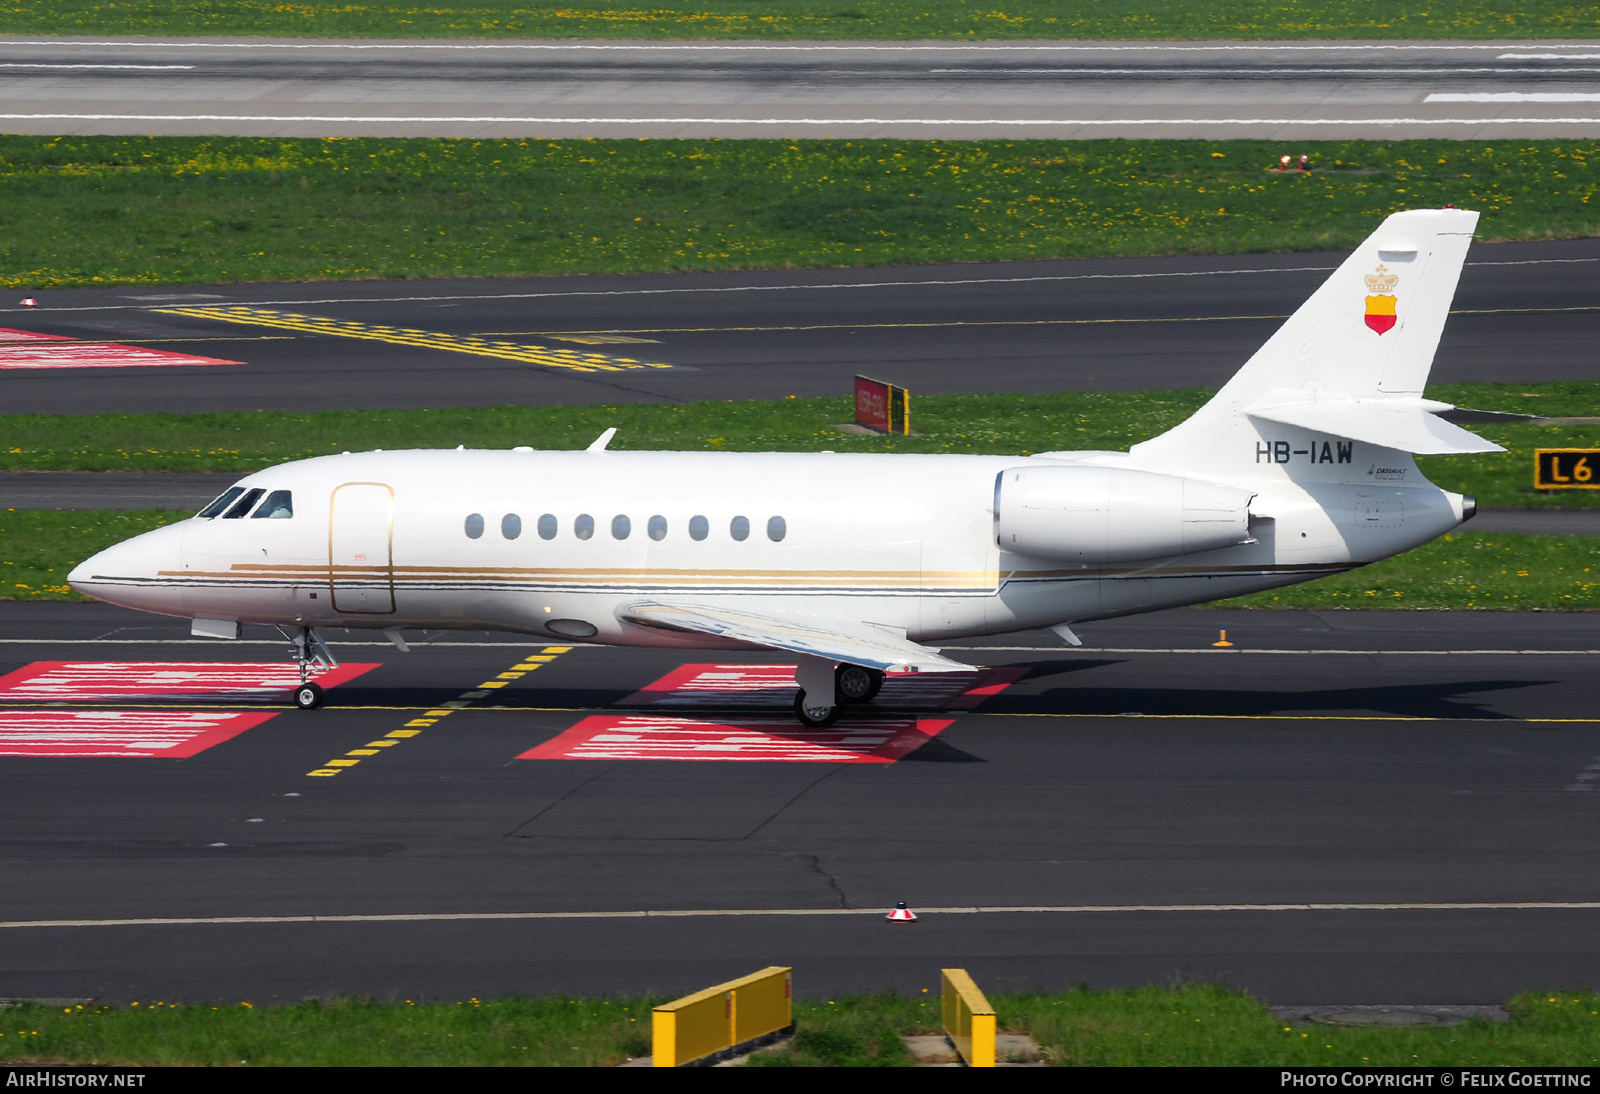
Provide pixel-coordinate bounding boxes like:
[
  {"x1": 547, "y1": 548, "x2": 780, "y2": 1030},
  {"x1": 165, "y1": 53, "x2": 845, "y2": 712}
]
[{"x1": 617, "y1": 601, "x2": 975, "y2": 674}]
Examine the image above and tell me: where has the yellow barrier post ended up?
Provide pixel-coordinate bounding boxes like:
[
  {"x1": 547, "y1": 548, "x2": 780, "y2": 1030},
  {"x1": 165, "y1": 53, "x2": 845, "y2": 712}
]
[
  {"x1": 941, "y1": 968, "x2": 997, "y2": 1067},
  {"x1": 653, "y1": 966, "x2": 792, "y2": 1067}
]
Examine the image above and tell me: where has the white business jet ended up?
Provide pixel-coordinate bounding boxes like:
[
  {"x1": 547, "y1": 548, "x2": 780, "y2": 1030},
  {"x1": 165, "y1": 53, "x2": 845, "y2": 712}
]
[{"x1": 70, "y1": 208, "x2": 1499, "y2": 724}]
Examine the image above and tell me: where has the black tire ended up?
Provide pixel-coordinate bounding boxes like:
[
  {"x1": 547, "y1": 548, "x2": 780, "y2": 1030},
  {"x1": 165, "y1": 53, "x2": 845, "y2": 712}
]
[
  {"x1": 293, "y1": 681, "x2": 325, "y2": 710},
  {"x1": 793, "y1": 689, "x2": 841, "y2": 728},
  {"x1": 836, "y1": 664, "x2": 884, "y2": 704}
]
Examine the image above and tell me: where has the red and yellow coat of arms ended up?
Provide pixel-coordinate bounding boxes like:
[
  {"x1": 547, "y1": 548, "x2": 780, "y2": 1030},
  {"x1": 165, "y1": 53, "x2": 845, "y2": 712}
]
[{"x1": 1364, "y1": 264, "x2": 1399, "y2": 334}]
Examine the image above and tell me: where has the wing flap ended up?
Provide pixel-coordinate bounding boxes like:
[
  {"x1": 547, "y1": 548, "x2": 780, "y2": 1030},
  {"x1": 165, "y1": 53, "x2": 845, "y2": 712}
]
[{"x1": 617, "y1": 601, "x2": 974, "y2": 674}]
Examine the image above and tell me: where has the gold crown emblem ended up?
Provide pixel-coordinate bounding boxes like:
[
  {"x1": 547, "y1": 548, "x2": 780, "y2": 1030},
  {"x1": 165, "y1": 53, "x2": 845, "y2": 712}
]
[{"x1": 1364, "y1": 264, "x2": 1399, "y2": 294}]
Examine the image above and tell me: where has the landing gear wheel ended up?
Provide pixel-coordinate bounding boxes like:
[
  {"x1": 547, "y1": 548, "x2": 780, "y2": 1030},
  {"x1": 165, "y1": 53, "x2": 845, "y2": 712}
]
[
  {"x1": 793, "y1": 689, "x2": 841, "y2": 728},
  {"x1": 293, "y1": 681, "x2": 325, "y2": 710},
  {"x1": 836, "y1": 664, "x2": 884, "y2": 704}
]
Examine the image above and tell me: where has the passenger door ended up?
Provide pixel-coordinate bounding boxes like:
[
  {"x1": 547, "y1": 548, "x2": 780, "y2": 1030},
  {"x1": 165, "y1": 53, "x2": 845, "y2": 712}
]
[{"x1": 329, "y1": 482, "x2": 396, "y2": 614}]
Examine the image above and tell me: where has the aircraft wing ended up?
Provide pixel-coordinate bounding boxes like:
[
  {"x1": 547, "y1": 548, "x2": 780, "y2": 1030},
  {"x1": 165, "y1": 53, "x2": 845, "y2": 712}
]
[{"x1": 617, "y1": 601, "x2": 975, "y2": 674}]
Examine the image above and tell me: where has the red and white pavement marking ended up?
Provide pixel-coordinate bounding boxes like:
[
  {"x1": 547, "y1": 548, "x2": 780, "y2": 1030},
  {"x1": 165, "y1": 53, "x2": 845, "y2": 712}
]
[
  {"x1": 0, "y1": 661, "x2": 379, "y2": 702},
  {"x1": 619, "y1": 663, "x2": 1025, "y2": 710},
  {"x1": 0, "y1": 710, "x2": 275, "y2": 757},
  {"x1": 0, "y1": 328, "x2": 241, "y2": 368},
  {"x1": 519, "y1": 713, "x2": 954, "y2": 763},
  {"x1": 0, "y1": 341, "x2": 243, "y2": 369}
]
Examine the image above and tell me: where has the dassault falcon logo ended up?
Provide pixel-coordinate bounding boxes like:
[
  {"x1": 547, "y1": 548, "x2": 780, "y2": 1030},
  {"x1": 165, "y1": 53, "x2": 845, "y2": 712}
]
[{"x1": 1364, "y1": 263, "x2": 1399, "y2": 334}]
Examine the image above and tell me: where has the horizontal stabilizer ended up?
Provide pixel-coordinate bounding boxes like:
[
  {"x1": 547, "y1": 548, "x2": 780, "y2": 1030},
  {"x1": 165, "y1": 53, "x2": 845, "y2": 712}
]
[
  {"x1": 1245, "y1": 397, "x2": 1504, "y2": 455},
  {"x1": 618, "y1": 601, "x2": 975, "y2": 674}
]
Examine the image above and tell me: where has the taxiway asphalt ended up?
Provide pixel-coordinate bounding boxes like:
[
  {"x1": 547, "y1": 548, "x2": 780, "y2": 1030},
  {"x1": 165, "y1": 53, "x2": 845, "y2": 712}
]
[
  {"x1": 0, "y1": 602, "x2": 1596, "y2": 1004},
  {"x1": 2, "y1": 37, "x2": 1600, "y2": 139},
  {"x1": 2, "y1": 237, "x2": 1598, "y2": 416}
]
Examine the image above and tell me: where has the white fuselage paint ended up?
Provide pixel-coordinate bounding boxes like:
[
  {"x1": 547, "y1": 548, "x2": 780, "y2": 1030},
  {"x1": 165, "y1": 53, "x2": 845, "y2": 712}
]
[{"x1": 69, "y1": 440, "x2": 1466, "y2": 649}]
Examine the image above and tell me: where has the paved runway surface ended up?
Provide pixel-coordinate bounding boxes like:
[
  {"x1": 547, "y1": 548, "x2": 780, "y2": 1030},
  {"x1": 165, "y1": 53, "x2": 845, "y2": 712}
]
[
  {"x1": 0, "y1": 602, "x2": 1597, "y2": 1004},
  {"x1": 4, "y1": 37, "x2": 1600, "y2": 138},
  {"x1": 2, "y1": 237, "x2": 1597, "y2": 416}
]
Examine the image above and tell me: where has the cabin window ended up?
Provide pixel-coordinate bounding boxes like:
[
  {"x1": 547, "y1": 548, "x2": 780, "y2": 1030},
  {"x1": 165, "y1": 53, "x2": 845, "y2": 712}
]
[
  {"x1": 465, "y1": 513, "x2": 485, "y2": 539},
  {"x1": 223, "y1": 488, "x2": 265, "y2": 519},
  {"x1": 767, "y1": 516, "x2": 786, "y2": 542},
  {"x1": 252, "y1": 490, "x2": 293, "y2": 519},
  {"x1": 538, "y1": 514, "x2": 557, "y2": 540},
  {"x1": 730, "y1": 515, "x2": 750, "y2": 541},
  {"x1": 575, "y1": 514, "x2": 594, "y2": 540},
  {"x1": 689, "y1": 515, "x2": 709, "y2": 541},
  {"x1": 198, "y1": 487, "x2": 245, "y2": 519},
  {"x1": 502, "y1": 513, "x2": 522, "y2": 540},
  {"x1": 612, "y1": 514, "x2": 631, "y2": 540},
  {"x1": 648, "y1": 515, "x2": 667, "y2": 541}
]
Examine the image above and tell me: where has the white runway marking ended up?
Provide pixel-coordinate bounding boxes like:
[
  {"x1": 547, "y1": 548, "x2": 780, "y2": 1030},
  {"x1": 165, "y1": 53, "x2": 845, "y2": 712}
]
[
  {"x1": 1427, "y1": 92, "x2": 1600, "y2": 102},
  {"x1": 6, "y1": 258, "x2": 1594, "y2": 316},
  {"x1": 0, "y1": 62, "x2": 192, "y2": 70},
  {"x1": 1499, "y1": 53, "x2": 1600, "y2": 60},
  {"x1": 934, "y1": 66, "x2": 1600, "y2": 75},
  {"x1": 6, "y1": 112, "x2": 1600, "y2": 127},
  {"x1": 0, "y1": 40, "x2": 1566, "y2": 53},
  {"x1": 3, "y1": 901, "x2": 1599, "y2": 930}
]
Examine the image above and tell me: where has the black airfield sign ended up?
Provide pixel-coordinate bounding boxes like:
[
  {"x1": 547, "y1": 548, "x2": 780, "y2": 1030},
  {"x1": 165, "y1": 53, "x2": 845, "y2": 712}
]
[{"x1": 1535, "y1": 449, "x2": 1600, "y2": 489}]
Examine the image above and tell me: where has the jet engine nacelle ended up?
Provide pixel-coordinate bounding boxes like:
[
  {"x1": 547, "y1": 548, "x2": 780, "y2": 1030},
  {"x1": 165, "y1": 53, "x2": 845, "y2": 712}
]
[{"x1": 995, "y1": 465, "x2": 1255, "y2": 563}]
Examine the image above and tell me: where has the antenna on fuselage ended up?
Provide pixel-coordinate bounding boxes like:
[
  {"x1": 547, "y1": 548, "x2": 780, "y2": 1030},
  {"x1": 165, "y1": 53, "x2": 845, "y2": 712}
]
[{"x1": 587, "y1": 427, "x2": 617, "y2": 452}]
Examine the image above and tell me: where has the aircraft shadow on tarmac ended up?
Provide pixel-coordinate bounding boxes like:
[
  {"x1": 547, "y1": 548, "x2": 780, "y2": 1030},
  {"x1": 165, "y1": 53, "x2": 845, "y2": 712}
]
[
  {"x1": 982, "y1": 668, "x2": 1549, "y2": 721},
  {"x1": 320, "y1": 660, "x2": 1547, "y2": 725}
]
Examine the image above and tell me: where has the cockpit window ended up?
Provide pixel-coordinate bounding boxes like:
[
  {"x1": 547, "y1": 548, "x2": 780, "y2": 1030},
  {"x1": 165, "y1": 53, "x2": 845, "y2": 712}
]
[
  {"x1": 198, "y1": 486, "x2": 245, "y2": 519},
  {"x1": 251, "y1": 490, "x2": 293, "y2": 519},
  {"x1": 222, "y1": 488, "x2": 265, "y2": 519}
]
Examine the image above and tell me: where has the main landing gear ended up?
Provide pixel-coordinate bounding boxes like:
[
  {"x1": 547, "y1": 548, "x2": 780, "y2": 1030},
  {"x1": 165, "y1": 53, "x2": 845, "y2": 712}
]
[
  {"x1": 793, "y1": 663, "x2": 886, "y2": 728},
  {"x1": 276, "y1": 625, "x2": 339, "y2": 710}
]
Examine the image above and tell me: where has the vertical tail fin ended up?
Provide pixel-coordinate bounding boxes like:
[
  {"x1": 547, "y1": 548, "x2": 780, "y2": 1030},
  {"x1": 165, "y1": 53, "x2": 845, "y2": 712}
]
[{"x1": 1132, "y1": 208, "x2": 1499, "y2": 470}]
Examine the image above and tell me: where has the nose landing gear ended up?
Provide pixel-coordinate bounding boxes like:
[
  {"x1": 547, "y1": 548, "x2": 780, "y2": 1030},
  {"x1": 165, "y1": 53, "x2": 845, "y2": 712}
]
[{"x1": 276, "y1": 625, "x2": 338, "y2": 710}]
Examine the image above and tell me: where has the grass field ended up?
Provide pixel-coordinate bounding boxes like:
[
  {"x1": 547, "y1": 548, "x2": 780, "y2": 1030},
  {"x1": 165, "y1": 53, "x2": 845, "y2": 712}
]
[
  {"x1": 0, "y1": 986, "x2": 1596, "y2": 1066},
  {"x1": 1, "y1": 136, "x2": 1596, "y2": 289},
  {"x1": 1212, "y1": 530, "x2": 1600, "y2": 609},
  {"x1": 2, "y1": 382, "x2": 1596, "y2": 509},
  {"x1": 1, "y1": 1, "x2": 1596, "y2": 40}
]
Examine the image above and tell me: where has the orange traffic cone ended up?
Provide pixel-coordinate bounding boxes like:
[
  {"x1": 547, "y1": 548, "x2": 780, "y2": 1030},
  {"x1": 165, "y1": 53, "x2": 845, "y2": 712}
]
[
  {"x1": 20, "y1": 298, "x2": 36, "y2": 308},
  {"x1": 886, "y1": 901, "x2": 918, "y2": 923}
]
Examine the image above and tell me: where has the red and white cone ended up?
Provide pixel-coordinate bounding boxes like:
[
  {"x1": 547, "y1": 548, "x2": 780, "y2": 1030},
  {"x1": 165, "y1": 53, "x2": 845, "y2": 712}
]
[
  {"x1": 886, "y1": 901, "x2": 918, "y2": 923},
  {"x1": 19, "y1": 298, "x2": 36, "y2": 308}
]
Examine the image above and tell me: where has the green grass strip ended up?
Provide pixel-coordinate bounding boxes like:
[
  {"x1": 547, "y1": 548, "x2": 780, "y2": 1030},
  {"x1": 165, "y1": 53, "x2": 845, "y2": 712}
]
[
  {"x1": 1, "y1": 137, "x2": 1596, "y2": 289},
  {"x1": 0, "y1": 995, "x2": 656, "y2": 1067},
  {"x1": 1212, "y1": 530, "x2": 1600, "y2": 609},
  {"x1": 9, "y1": 511, "x2": 1596, "y2": 609},
  {"x1": 3, "y1": 382, "x2": 1597, "y2": 509},
  {"x1": 0, "y1": 1, "x2": 1596, "y2": 40},
  {"x1": 2, "y1": 986, "x2": 1598, "y2": 1066},
  {"x1": 0, "y1": 510, "x2": 189, "y2": 600}
]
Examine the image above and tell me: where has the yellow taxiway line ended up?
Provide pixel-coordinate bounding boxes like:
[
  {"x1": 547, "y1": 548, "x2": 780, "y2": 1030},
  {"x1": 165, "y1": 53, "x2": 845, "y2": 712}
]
[{"x1": 155, "y1": 305, "x2": 674, "y2": 373}]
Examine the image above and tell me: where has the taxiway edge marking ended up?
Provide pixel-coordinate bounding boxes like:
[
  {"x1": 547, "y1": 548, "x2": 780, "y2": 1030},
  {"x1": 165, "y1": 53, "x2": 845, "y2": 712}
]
[{"x1": 6, "y1": 901, "x2": 1600, "y2": 930}]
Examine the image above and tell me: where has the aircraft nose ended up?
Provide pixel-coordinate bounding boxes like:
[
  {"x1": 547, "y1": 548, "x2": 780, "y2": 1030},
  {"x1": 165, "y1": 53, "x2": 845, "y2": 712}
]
[{"x1": 69, "y1": 522, "x2": 187, "y2": 615}]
